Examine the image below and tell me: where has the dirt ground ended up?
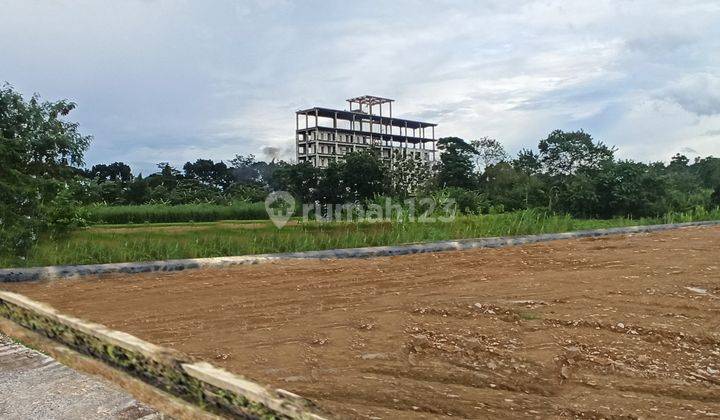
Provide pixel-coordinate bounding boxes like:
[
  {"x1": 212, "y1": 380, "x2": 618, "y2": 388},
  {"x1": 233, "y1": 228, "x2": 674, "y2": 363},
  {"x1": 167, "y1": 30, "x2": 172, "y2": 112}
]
[{"x1": 4, "y1": 226, "x2": 720, "y2": 419}]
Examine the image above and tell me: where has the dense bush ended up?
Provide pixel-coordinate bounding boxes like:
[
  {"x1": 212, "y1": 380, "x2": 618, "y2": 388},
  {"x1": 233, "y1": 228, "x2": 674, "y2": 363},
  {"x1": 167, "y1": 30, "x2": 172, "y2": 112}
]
[
  {"x1": 226, "y1": 183, "x2": 268, "y2": 202},
  {"x1": 44, "y1": 187, "x2": 89, "y2": 235},
  {"x1": 440, "y1": 187, "x2": 489, "y2": 214}
]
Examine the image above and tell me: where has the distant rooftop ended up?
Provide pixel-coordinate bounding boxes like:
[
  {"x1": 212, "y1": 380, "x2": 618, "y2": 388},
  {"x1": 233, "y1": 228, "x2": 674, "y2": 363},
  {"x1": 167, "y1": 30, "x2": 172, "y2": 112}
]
[
  {"x1": 346, "y1": 95, "x2": 395, "y2": 115},
  {"x1": 295, "y1": 106, "x2": 437, "y2": 129},
  {"x1": 346, "y1": 95, "x2": 394, "y2": 106}
]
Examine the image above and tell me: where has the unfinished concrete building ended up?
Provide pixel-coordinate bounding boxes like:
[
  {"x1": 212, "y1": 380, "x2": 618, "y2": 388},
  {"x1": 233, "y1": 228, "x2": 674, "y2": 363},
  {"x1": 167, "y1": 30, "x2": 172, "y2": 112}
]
[{"x1": 296, "y1": 96, "x2": 437, "y2": 168}]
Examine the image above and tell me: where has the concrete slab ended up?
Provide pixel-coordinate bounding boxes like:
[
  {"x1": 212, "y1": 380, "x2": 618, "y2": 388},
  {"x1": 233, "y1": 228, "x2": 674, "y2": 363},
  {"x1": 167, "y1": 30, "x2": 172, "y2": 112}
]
[{"x1": 0, "y1": 333, "x2": 161, "y2": 420}]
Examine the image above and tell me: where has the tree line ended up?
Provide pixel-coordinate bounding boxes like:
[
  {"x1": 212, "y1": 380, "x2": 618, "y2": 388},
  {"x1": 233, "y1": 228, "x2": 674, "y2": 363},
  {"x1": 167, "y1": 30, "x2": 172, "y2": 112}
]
[
  {"x1": 2, "y1": 84, "x2": 720, "y2": 258},
  {"x1": 73, "y1": 132, "x2": 719, "y2": 220}
]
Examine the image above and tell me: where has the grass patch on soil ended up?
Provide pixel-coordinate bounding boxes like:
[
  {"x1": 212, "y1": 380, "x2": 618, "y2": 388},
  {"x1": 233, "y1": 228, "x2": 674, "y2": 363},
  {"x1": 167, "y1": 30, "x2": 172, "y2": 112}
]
[
  {"x1": 2, "y1": 208, "x2": 719, "y2": 268},
  {"x1": 518, "y1": 311, "x2": 542, "y2": 321}
]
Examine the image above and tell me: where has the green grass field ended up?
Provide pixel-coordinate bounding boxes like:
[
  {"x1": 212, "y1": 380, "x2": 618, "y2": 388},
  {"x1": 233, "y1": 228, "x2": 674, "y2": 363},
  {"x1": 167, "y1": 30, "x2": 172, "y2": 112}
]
[
  {"x1": 3, "y1": 208, "x2": 718, "y2": 268},
  {"x1": 83, "y1": 201, "x2": 268, "y2": 224}
]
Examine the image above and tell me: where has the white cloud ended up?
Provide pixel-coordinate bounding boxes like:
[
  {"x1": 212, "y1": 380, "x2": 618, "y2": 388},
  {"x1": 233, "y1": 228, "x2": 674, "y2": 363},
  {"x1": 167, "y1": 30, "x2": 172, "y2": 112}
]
[{"x1": 663, "y1": 73, "x2": 720, "y2": 116}]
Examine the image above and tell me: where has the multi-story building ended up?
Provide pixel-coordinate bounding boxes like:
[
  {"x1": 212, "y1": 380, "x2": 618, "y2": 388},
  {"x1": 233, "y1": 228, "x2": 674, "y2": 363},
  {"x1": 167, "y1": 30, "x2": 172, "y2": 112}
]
[{"x1": 295, "y1": 95, "x2": 437, "y2": 168}]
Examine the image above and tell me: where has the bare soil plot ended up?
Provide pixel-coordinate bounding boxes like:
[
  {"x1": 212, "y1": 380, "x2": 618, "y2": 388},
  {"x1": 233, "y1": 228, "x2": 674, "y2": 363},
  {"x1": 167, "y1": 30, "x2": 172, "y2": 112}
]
[{"x1": 4, "y1": 226, "x2": 720, "y2": 419}]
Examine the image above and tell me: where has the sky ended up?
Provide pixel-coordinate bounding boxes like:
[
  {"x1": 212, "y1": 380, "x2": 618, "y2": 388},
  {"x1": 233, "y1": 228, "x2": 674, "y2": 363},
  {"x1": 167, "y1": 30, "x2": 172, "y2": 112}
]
[{"x1": 2, "y1": 0, "x2": 720, "y2": 175}]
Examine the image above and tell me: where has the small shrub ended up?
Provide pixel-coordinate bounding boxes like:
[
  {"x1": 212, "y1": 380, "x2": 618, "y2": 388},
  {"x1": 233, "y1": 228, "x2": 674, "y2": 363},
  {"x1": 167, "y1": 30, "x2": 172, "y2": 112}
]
[
  {"x1": 45, "y1": 188, "x2": 89, "y2": 237},
  {"x1": 441, "y1": 187, "x2": 490, "y2": 214},
  {"x1": 227, "y1": 183, "x2": 268, "y2": 202}
]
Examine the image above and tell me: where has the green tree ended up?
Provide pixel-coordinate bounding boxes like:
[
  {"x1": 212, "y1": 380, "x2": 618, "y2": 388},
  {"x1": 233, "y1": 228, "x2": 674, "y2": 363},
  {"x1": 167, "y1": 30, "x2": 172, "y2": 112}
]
[
  {"x1": 385, "y1": 150, "x2": 433, "y2": 198},
  {"x1": 227, "y1": 154, "x2": 273, "y2": 202},
  {"x1": 341, "y1": 150, "x2": 386, "y2": 202},
  {"x1": 270, "y1": 161, "x2": 318, "y2": 203},
  {"x1": 183, "y1": 159, "x2": 233, "y2": 191},
  {"x1": 711, "y1": 186, "x2": 720, "y2": 206},
  {"x1": 124, "y1": 175, "x2": 150, "y2": 204},
  {"x1": 690, "y1": 156, "x2": 720, "y2": 188},
  {"x1": 538, "y1": 129, "x2": 615, "y2": 175},
  {"x1": 436, "y1": 137, "x2": 477, "y2": 189},
  {"x1": 481, "y1": 162, "x2": 546, "y2": 210},
  {"x1": 89, "y1": 162, "x2": 132, "y2": 183},
  {"x1": 667, "y1": 153, "x2": 690, "y2": 171},
  {"x1": 146, "y1": 162, "x2": 181, "y2": 191},
  {"x1": 513, "y1": 148, "x2": 542, "y2": 175},
  {"x1": 593, "y1": 160, "x2": 672, "y2": 218},
  {"x1": 470, "y1": 137, "x2": 508, "y2": 172},
  {"x1": 229, "y1": 154, "x2": 261, "y2": 183},
  {"x1": 66, "y1": 178, "x2": 103, "y2": 205},
  {"x1": 316, "y1": 160, "x2": 346, "y2": 203},
  {"x1": 0, "y1": 83, "x2": 91, "y2": 257},
  {"x1": 98, "y1": 181, "x2": 125, "y2": 204}
]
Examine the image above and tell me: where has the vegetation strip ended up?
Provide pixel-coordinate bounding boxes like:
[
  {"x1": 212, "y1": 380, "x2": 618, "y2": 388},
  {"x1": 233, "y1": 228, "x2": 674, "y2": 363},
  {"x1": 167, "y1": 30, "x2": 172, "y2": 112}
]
[
  {"x1": 1, "y1": 220, "x2": 718, "y2": 283},
  {"x1": 0, "y1": 291, "x2": 325, "y2": 419}
]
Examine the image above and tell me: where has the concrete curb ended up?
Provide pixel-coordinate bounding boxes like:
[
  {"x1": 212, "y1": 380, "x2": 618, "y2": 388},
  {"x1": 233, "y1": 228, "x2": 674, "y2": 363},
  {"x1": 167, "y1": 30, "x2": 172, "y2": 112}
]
[
  {"x1": 1, "y1": 220, "x2": 719, "y2": 283},
  {"x1": 0, "y1": 291, "x2": 326, "y2": 420}
]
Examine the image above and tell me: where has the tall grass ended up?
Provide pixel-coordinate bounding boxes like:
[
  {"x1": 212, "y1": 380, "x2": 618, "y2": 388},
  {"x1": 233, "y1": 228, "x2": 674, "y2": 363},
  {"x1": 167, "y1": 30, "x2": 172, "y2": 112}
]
[
  {"x1": 3, "y1": 208, "x2": 718, "y2": 268},
  {"x1": 84, "y1": 202, "x2": 268, "y2": 224}
]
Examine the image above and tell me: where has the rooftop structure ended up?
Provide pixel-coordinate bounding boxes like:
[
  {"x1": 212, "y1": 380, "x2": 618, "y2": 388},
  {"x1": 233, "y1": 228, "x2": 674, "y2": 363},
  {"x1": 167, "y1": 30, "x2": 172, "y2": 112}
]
[{"x1": 295, "y1": 96, "x2": 437, "y2": 168}]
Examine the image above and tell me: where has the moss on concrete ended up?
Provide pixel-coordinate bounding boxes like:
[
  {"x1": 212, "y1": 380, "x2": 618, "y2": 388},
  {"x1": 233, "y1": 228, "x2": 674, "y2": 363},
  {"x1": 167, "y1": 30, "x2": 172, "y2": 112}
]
[{"x1": 0, "y1": 298, "x2": 291, "y2": 419}]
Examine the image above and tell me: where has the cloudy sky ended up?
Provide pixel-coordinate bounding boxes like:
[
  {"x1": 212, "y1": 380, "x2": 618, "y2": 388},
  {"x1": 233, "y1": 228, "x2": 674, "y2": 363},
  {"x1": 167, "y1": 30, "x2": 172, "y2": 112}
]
[{"x1": 2, "y1": 0, "x2": 719, "y2": 174}]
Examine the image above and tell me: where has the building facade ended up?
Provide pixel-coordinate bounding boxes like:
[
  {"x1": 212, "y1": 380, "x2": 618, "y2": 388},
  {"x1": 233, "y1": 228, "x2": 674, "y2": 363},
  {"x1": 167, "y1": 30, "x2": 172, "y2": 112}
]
[{"x1": 295, "y1": 96, "x2": 437, "y2": 168}]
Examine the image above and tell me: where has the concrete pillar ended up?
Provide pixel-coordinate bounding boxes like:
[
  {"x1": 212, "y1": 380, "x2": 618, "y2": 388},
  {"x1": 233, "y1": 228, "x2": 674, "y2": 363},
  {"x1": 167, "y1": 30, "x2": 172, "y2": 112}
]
[
  {"x1": 314, "y1": 109, "x2": 319, "y2": 165},
  {"x1": 295, "y1": 113, "x2": 299, "y2": 161}
]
